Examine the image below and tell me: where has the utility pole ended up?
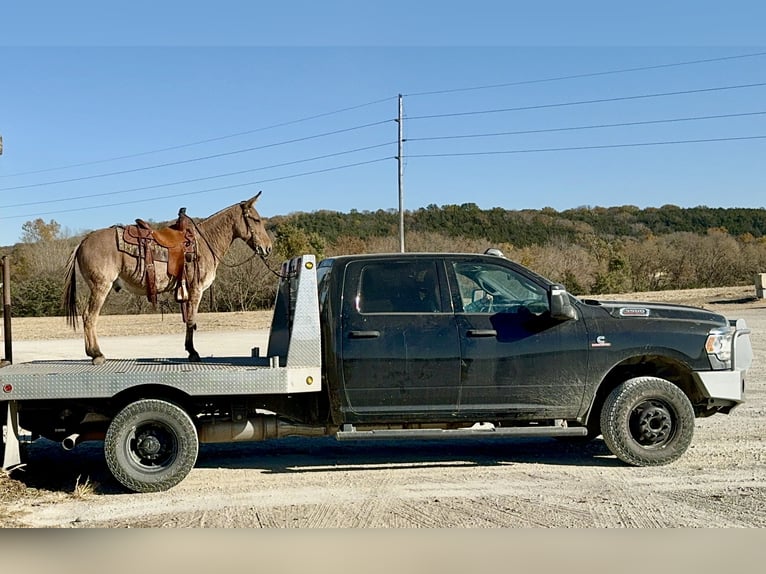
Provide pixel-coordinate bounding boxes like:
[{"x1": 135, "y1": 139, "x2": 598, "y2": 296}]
[
  {"x1": 1, "y1": 139, "x2": 10, "y2": 364},
  {"x1": 396, "y1": 94, "x2": 405, "y2": 253},
  {"x1": 2, "y1": 256, "x2": 11, "y2": 364}
]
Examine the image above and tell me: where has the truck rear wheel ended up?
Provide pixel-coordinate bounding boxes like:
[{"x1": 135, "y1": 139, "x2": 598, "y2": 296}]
[
  {"x1": 600, "y1": 376, "x2": 694, "y2": 466},
  {"x1": 104, "y1": 399, "x2": 199, "y2": 493}
]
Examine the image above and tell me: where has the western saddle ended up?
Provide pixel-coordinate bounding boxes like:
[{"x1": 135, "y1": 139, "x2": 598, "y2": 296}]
[{"x1": 121, "y1": 208, "x2": 198, "y2": 319}]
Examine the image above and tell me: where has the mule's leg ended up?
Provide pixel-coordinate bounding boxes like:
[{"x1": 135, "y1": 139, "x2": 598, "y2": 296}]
[
  {"x1": 184, "y1": 290, "x2": 204, "y2": 362},
  {"x1": 83, "y1": 282, "x2": 112, "y2": 365},
  {"x1": 185, "y1": 322, "x2": 200, "y2": 362}
]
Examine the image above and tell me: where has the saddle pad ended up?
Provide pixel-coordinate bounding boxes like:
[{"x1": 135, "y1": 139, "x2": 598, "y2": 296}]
[{"x1": 115, "y1": 227, "x2": 169, "y2": 262}]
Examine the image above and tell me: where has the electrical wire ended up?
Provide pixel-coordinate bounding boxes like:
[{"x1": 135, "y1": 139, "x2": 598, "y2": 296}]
[
  {"x1": 4, "y1": 50, "x2": 763, "y2": 188},
  {"x1": 406, "y1": 135, "x2": 766, "y2": 158},
  {"x1": 0, "y1": 96, "x2": 398, "y2": 178},
  {"x1": 7, "y1": 81, "x2": 761, "y2": 193},
  {"x1": 6, "y1": 52, "x2": 762, "y2": 179},
  {"x1": 405, "y1": 111, "x2": 766, "y2": 142},
  {"x1": 404, "y1": 51, "x2": 766, "y2": 97},
  {"x1": 7, "y1": 133, "x2": 760, "y2": 219},
  {"x1": 0, "y1": 141, "x2": 398, "y2": 209},
  {"x1": 4, "y1": 56, "x2": 765, "y2": 225},
  {"x1": 406, "y1": 82, "x2": 766, "y2": 121},
  {"x1": 0, "y1": 119, "x2": 395, "y2": 192},
  {"x1": 0, "y1": 157, "x2": 393, "y2": 221}
]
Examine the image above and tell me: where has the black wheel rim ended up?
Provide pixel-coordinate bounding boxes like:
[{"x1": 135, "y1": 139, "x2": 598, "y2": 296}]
[
  {"x1": 629, "y1": 399, "x2": 675, "y2": 448},
  {"x1": 125, "y1": 422, "x2": 178, "y2": 471}
]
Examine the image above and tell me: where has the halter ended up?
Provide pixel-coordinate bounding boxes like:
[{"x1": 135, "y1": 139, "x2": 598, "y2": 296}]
[
  {"x1": 240, "y1": 201, "x2": 262, "y2": 250},
  {"x1": 238, "y1": 202, "x2": 286, "y2": 277},
  {"x1": 188, "y1": 199, "x2": 278, "y2": 274}
]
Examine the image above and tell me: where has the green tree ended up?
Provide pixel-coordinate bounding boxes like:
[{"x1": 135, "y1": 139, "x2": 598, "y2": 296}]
[
  {"x1": 272, "y1": 223, "x2": 326, "y2": 260},
  {"x1": 10, "y1": 220, "x2": 75, "y2": 317}
]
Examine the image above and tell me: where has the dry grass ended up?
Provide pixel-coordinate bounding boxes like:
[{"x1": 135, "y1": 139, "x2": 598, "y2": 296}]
[
  {"x1": 72, "y1": 475, "x2": 97, "y2": 499},
  {"x1": 594, "y1": 284, "x2": 766, "y2": 313},
  {"x1": 0, "y1": 469, "x2": 38, "y2": 528}
]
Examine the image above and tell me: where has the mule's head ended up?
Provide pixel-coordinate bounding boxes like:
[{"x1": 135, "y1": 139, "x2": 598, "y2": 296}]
[{"x1": 239, "y1": 192, "x2": 272, "y2": 256}]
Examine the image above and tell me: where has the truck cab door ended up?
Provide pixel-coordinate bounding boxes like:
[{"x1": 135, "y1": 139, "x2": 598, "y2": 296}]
[
  {"x1": 339, "y1": 258, "x2": 461, "y2": 421},
  {"x1": 448, "y1": 257, "x2": 590, "y2": 419}
]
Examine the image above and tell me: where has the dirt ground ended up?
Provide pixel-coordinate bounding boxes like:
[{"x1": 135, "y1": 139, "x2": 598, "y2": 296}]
[{"x1": 1, "y1": 285, "x2": 765, "y2": 528}]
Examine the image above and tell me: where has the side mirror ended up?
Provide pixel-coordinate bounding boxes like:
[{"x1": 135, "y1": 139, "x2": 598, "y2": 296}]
[{"x1": 549, "y1": 285, "x2": 576, "y2": 321}]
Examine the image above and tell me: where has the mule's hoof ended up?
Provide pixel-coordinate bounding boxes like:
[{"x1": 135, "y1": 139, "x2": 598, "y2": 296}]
[
  {"x1": 91, "y1": 356, "x2": 106, "y2": 366},
  {"x1": 188, "y1": 353, "x2": 201, "y2": 363}
]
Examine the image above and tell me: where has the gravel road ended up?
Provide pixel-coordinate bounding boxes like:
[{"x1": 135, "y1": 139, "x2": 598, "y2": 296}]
[{"x1": 2, "y1": 296, "x2": 764, "y2": 528}]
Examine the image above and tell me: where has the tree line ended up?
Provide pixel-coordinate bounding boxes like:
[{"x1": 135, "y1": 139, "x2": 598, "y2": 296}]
[{"x1": 2, "y1": 202, "x2": 765, "y2": 318}]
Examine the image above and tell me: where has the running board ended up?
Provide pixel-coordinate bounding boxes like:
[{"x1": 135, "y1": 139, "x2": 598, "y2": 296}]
[{"x1": 335, "y1": 425, "x2": 587, "y2": 441}]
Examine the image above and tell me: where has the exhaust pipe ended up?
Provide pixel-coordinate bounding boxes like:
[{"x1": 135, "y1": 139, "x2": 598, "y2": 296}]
[
  {"x1": 61, "y1": 430, "x2": 106, "y2": 451},
  {"x1": 61, "y1": 434, "x2": 79, "y2": 451},
  {"x1": 198, "y1": 414, "x2": 331, "y2": 444}
]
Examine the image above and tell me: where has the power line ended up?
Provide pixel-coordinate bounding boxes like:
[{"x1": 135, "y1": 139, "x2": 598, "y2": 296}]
[
  {"x1": 0, "y1": 141, "x2": 397, "y2": 209},
  {"x1": 405, "y1": 111, "x2": 766, "y2": 143},
  {"x1": 4, "y1": 134, "x2": 761, "y2": 220},
  {"x1": 0, "y1": 157, "x2": 393, "y2": 221},
  {"x1": 9, "y1": 81, "x2": 758, "y2": 194},
  {"x1": 406, "y1": 82, "x2": 766, "y2": 121},
  {"x1": 7, "y1": 111, "x2": 762, "y2": 211},
  {"x1": 406, "y1": 135, "x2": 766, "y2": 158},
  {"x1": 0, "y1": 119, "x2": 394, "y2": 191},
  {"x1": 6, "y1": 51, "x2": 763, "y2": 178},
  {"x1": 0, "y1": 96, "x2": 398, "y2": 178},
  {"x1": 404, "y1": 51, "x2": 766, "y2": 97}
]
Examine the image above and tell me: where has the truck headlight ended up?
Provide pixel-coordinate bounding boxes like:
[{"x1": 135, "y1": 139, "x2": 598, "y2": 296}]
[{"x1": 705, "y1": 327, "x2": 735, "y2": 364}]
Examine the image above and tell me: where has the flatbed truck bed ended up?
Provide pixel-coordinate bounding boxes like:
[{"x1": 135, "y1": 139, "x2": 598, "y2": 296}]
[{"x1": 2, "y1": 255, "x2": 322, "y2": 490}]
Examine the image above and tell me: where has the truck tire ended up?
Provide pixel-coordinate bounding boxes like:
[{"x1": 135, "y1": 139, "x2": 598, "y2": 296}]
[
  {"x1": 600, "y1": 376, "x2": 694, "y2": 466},
  {"x1": 104, "y1": 399, "x2": 199, "y2": 493}
]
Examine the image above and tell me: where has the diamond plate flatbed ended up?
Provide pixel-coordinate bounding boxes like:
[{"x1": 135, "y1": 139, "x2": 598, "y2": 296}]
[
  {"x1": 0, "y1": 356, "x2": 320, "y2": 400},
  {"x1": 0, "y1": 254, "x2": 322, "y2": 402}
]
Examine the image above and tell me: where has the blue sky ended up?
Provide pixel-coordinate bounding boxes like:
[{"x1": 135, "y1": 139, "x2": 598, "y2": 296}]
[{"x1": 1, "y1": 1, "x2": 765, "y2": 246}]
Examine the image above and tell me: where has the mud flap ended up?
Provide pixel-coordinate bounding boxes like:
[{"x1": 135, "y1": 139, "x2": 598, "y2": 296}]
[{"x1": 2, "y1": 401, "x2": 21, "y2": 470}]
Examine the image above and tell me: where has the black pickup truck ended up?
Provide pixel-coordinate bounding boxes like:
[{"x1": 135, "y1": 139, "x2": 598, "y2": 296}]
[{"x1": 1, "y1": 252, "x2": 753, "y2": 492}]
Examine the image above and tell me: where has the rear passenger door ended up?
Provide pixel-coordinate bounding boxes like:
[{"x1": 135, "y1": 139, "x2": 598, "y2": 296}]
[{"x1": 339, "y1": 258, "x2": 461, "y2": 420}]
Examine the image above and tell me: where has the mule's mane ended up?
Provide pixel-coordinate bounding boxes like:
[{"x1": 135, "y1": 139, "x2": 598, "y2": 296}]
[
  {"x1": 193, "y1": 201, "x2": 249, "y2": 261},
  {"x1": 203, "y1": 200, "x2": 243, "y2": 221}
]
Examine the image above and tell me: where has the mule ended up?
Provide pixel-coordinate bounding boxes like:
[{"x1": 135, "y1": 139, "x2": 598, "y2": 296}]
[{"x1": 63, "y1": 193, "x2": 272, "y2": 365}]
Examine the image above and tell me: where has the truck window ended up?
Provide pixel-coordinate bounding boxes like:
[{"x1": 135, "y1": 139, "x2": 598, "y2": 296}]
[
  {"x1": 317, "y1": 259, "x2": 334, "y2": 310},
  {"x1": 452, "y1": 261, "x2": 548, "y2": 315},
  {"x1": 356, "y1": 261, "x2": 442, "y2": 313}
]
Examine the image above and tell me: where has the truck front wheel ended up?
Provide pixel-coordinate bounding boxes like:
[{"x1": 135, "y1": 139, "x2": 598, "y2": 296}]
[
  {"x1": 104, "y1": 399, "x2": 199, "y2": 493},
  {"x1": 600, "y1": 376, "x2": 694, "y2": 466}
]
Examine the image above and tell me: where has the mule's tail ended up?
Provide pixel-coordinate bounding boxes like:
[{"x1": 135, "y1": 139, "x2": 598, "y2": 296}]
[{"x1": 62, "y1": 244, "x2": 80, "y2": 329}]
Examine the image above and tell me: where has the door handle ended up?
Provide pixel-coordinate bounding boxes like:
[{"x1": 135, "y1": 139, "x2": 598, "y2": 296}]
[
  {"x1": 466, "y1": 329, "x2": 497, "y2": 337},
  {"x1": 349, "y1": 330, "x2": 381, "y2": 339}
]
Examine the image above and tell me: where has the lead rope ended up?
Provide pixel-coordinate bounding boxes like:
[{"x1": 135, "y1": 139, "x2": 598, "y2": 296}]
[
  {"x1": 259, "y1": 253, "x2": 288, "y2": 279},
  {"x1": 189, "y1": 218, "x2": 219, "y2": 266}
]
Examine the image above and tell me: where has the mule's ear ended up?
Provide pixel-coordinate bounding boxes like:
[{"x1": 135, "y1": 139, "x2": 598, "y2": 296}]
[{"x1": 246, "y1": 191, "x2": 263, "y2": 206}]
